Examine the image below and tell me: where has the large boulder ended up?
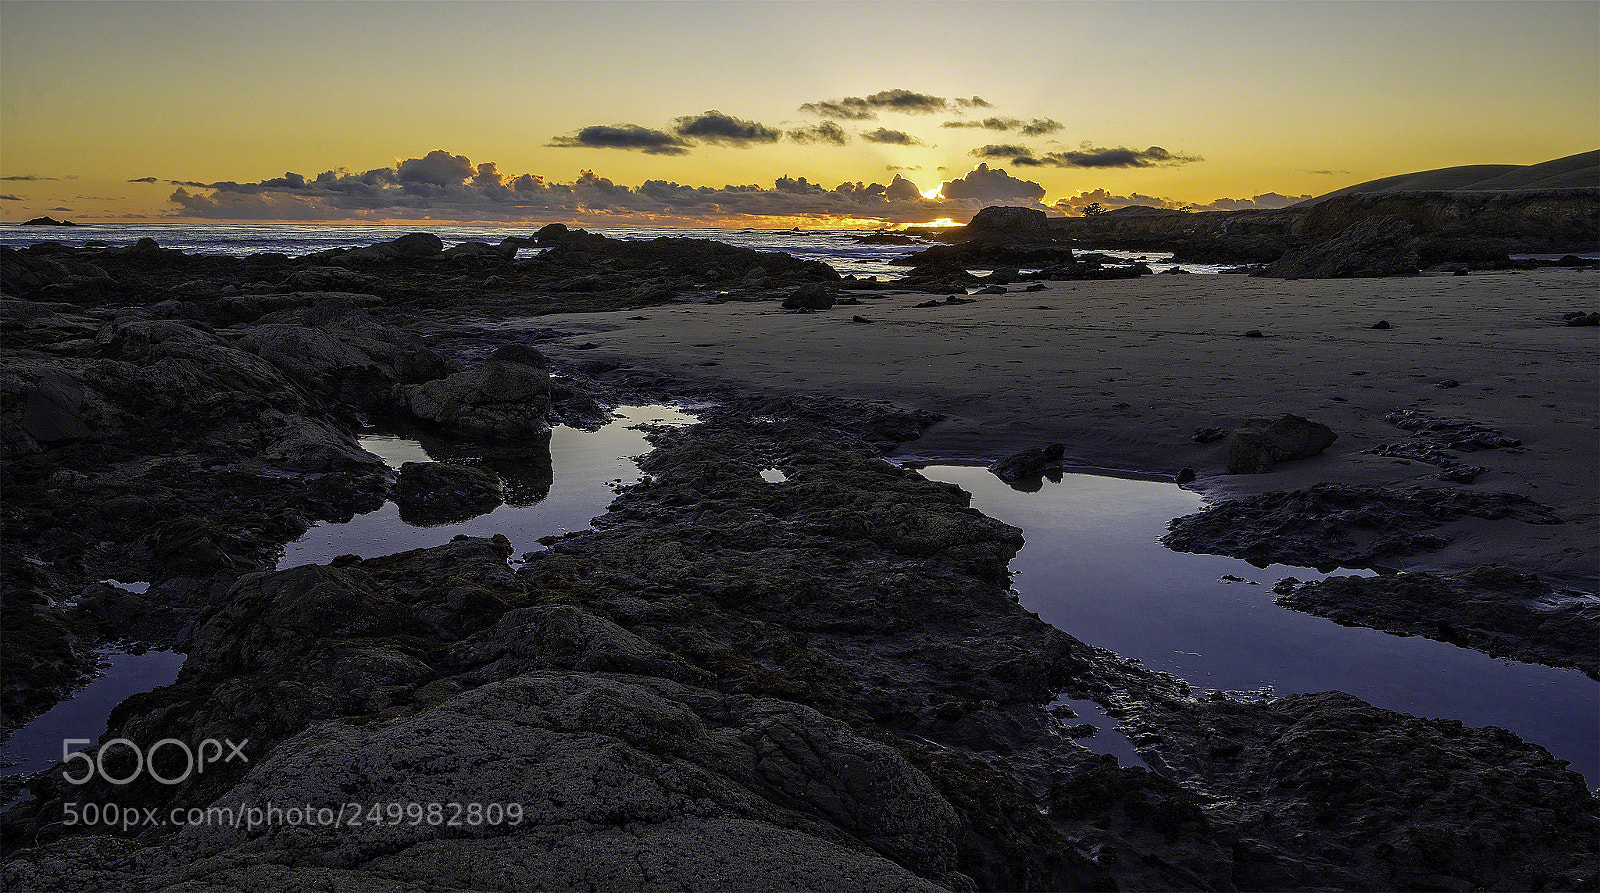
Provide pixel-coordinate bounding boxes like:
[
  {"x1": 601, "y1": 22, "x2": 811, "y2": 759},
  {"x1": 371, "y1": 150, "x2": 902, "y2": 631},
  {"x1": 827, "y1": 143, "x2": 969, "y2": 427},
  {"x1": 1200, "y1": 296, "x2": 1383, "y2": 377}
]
[
  {"x1": 1258, "y1": 215, "x2": 1420, "y2": 279},
  {"x1": 961, "y1": 206, "x2": 1053, "y2": 241},
  {"x1": 402, "y1": 358, "x2": 551, "y2": 439},
  {"x1": 1225, "y1": 414, "x2": 1337, "y2": 473},
  {"x1": 393, "y1": 461, "x2": 504, "y2": 525}
]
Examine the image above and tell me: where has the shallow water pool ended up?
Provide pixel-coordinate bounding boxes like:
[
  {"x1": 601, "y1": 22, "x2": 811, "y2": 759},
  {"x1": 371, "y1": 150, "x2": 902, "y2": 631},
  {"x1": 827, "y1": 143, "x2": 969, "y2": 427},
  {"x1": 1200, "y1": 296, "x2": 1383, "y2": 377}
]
[
  {"x1": 918, "y1": 465, "x2": 1599, "y2": 785},
  {"x1": 280, "y1": 404, "x2": 696, "y2": 568}
]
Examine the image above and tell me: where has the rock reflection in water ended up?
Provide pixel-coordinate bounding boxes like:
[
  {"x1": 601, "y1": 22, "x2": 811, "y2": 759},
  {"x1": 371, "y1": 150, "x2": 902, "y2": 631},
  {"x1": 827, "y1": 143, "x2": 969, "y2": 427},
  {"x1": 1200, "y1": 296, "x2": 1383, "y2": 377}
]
[{"x1": 278, "y1": 405, "x2": 694, "y2": 569}]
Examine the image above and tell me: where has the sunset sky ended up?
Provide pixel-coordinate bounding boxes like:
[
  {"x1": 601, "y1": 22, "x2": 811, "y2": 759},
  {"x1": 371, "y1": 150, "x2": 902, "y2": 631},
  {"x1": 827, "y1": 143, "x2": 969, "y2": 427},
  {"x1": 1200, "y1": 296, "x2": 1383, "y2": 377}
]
[{"x1": 2, "y1": 1, "x2": 1595, "y2": 227}]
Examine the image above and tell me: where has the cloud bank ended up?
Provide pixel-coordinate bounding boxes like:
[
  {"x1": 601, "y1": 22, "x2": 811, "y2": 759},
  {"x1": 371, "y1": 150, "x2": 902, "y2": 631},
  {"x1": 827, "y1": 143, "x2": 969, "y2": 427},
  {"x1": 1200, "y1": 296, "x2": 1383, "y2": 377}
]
[{"x1": 162, "y1": 148, "x2": 1056, "y2": 226}]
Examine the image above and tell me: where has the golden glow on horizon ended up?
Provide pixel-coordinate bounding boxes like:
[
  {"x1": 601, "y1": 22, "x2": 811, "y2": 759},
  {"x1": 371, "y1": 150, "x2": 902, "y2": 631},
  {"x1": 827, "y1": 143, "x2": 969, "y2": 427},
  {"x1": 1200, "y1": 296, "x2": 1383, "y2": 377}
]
[{"x1": 1, "y1": 2, "x2": 1595, "y2": 225}]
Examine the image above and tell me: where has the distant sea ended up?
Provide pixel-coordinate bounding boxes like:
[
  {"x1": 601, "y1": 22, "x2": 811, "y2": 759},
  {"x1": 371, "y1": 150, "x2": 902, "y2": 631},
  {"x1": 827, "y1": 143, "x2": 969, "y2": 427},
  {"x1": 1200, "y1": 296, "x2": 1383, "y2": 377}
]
[{"x1": 0, "y1": 222, "x2": 1227, "y2": 277}]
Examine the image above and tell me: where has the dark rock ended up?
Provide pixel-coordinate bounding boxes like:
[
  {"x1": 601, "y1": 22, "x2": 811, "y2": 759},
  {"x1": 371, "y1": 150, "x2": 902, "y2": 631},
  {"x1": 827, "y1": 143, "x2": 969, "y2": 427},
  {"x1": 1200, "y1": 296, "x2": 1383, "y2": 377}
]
[
  {"x1": 1225, "y1": 414, "x2": 1337, "y2": 473},
  {"x1": 1562, "y1": 311, "x2": 1599, "y2": 326},
  {"x1": 851, "y1": 315, "x2": 873, "y2": 324},
  {"x1": 782, "y1": 283, "x2": 835, "y2": 310},
  {"x1": 1191, "y1": 427, "x2": 1226, "y2": 444},
  {"x1": 1275, "y1": 566, "x2": 1598, "y2": 678},
  {"x1": 1370, "y1": 319, "x2": 1391, "y2": 329},
  {"x1": 974, "y1": 285, "x2": 1007, "y2": 295},
  {"x1": 989, "y1": 443, "x2": 1066, "y2": 487},
  {"x1": 1164, "y1": 483, "x2": 1562, "y2": 570},
  {"x1": 962, "y1": 206, "x2": 1053, "y2": 241},
  {"x1": 1259, "y1": 215, "x2": 1421, "y2": 279},
  {"x1": 21, "y1": 217, "x2": 76, "y2": 227},
  {"x1": 402, "y1": 359, "x2": 552, "y2": 439},
  {"x1": 1243, "y1": 329, "x2": 1263, "y2": 338},
  {"x1": 1175, "y1": 467, "x2": 1196, "y2": 485},
  {"x1": 393, "y1": 461, "x2": 504, "y2": 525},
  {"x1": 490, "y1": 343, "x2": 549, "y2": 368}
]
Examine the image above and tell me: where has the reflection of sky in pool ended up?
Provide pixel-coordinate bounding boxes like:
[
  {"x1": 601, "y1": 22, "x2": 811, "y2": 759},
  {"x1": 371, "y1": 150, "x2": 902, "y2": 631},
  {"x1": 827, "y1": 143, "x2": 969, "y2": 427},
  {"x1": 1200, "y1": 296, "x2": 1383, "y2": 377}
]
[
  {"x1": 918, "y1": 465, "x2": 1599, "y2": 785},
  {"x1": 281, "y1": 404, "x2": 696, "y2": 568}
]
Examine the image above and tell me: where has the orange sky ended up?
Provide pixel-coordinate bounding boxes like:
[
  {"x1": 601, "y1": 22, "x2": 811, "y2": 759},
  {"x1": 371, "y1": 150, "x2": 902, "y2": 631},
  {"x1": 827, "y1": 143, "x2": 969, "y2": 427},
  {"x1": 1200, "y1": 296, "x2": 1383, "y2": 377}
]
[{"x1": 2, "y1": 1, "x2": 1595, "y2": 226}]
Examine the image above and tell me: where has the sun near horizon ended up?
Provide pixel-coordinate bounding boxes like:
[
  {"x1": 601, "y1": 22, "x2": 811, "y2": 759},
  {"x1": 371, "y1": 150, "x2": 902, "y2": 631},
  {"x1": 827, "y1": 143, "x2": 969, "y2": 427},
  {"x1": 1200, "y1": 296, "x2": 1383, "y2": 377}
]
[{"x1": 1, "y1": 1, "x2": 1596, "y2": 227}]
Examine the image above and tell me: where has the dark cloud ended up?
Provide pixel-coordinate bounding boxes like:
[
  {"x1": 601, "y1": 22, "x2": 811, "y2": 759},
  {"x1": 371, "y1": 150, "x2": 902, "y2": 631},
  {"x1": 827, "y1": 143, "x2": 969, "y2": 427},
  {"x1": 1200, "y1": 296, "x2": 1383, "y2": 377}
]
[
  {"x1": 169, "y1": 180, "x2": 214, "y2": 188},
  {"x1": 1031, "y1": 145, "x2": 1203, "y2": 168},
  {"x1": 0, "y1": 194, "x2": 21, "y2": 201},
  {"x1": 885, "y1": 165, "x2": 922, "y2": 171},
  {"x1": 970, "y1": 144, "x2": 1034, "y2": 160},
  {"x1": 1, "y1": 175, "x2": 61, "y2": 181},
  {"x1": 787, "y1": 122, "x2": 849, "y2": 145},
  {"x1": 548, "y1": 125, "x2": 692, "y2": 156},
  {"x1": 942, "y1": 117, "x2": 1062, "y2": 137},
  {"x1": 859, "y1": 128, "x2": 926, "y2": 146},
  {"x1": 396, "y1": 150, "x2": 474, "y2": 186},
  {"x1": 673, "y1": 111, "x2": 781, "y2": 146},
  {"x1": 941, "y1": 117, "x2": 1023, "y2": 131},
  {"x1": 800, "y1": 90, "x2": 991, "y2": 120},
  {"x1": 796, "y1": 98, "x2": 876, "y2": 120},
  {"x1": 1307, "y1": 169, "x2": 1350, "y2": 175},
  {"x1": 162, "y1": 150, "x2": 1065, "y2": 226},
  {"x1": 935, "y1": 163, "x2": 1045, "y2": 203},
  {"x1": 127, "y1": 176, "x2": 160, "y2": 184},
  {"x1": 47, "y1": 206, "x2": 71, "y2": 211},
  {"x1": 884, "y1": 174, "x2": 923, "y2": 201},
  {"x1": 472, "y1": 162, "x2": 504, "y2": 189}
]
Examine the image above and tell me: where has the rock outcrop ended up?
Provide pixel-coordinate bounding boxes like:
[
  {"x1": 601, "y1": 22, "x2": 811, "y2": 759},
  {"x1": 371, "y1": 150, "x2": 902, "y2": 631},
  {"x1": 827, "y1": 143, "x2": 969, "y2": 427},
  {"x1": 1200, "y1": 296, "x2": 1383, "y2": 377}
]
[
  {"x1": 1224, "y1": 413, "x2": 1337, "y2": 473},
  {"x1": 1275, "y1": 566, "x2": 1599, "y2": 678},
  {"x1": 1257, "y1": 215, "x2": 1421, "y2": 279}
]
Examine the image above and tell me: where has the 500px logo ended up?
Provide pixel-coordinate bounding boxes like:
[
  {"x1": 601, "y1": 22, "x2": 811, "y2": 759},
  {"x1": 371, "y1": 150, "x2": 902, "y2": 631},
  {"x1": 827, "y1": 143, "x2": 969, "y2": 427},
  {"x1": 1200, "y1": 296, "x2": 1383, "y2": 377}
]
[{"x1": 61, "y1": 738, "x2": 248, "y2": 786}]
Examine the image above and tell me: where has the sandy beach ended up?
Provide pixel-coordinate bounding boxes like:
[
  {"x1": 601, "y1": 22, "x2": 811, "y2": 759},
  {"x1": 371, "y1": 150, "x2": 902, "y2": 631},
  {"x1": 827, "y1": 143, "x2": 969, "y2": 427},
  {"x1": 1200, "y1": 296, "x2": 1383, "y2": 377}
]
[{"x1": 536, "y1": 268, "x2": 1599, "y2": 584}]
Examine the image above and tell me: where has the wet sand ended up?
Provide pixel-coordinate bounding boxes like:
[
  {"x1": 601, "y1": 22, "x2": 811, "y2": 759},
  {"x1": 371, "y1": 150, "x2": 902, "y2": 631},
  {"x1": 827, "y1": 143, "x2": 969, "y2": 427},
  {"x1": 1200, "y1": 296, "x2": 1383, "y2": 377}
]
[{"x1": 533, "y1": 268, "x2": 1599, "y2": 583}]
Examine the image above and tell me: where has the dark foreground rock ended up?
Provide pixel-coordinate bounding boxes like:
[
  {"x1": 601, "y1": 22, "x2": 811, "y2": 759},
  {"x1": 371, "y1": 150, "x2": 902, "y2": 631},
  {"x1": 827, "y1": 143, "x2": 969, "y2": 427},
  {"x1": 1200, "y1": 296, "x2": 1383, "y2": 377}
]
[
  {"x1": 393, "y1": 461, "x2": 504, "y2": 525},
  {"x1": 4, "y1": 417, "x2": 1595, "y2": 892},
  {"x1": 1163, "y1": 483, "x2": 1563, "y2": 571},
  {"x1": 1275, "y1": 566, "x2": 1599, "y2": 679},
  {"x1": 1225, "y1": 413, "x2": 1337, "y2": 473}
]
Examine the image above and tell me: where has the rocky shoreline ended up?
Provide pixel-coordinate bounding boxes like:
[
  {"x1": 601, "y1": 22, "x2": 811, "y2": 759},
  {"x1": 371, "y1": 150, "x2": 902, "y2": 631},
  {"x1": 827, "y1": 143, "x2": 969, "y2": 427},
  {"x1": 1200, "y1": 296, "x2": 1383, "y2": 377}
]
[{"x1": 3, "y1": 230, "x2": 1597, "y2": 890}]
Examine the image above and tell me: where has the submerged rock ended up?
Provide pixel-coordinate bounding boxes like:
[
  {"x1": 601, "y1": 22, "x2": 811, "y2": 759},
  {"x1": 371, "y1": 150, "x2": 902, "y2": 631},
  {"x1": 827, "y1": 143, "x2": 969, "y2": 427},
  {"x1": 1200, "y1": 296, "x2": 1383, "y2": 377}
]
[{"x1": 1224, "y1": 413, "x2": 1337, "y2": 473}]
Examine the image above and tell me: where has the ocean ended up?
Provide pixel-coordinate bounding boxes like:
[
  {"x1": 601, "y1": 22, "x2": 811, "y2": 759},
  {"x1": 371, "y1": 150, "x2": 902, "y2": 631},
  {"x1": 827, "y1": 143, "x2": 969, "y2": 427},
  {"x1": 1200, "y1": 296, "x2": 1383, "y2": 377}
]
[{"x1": 0, "y1": 222, "x2": 1226, "y2": 277}]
